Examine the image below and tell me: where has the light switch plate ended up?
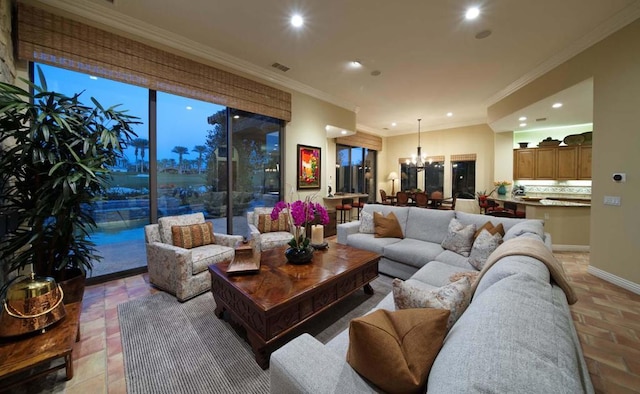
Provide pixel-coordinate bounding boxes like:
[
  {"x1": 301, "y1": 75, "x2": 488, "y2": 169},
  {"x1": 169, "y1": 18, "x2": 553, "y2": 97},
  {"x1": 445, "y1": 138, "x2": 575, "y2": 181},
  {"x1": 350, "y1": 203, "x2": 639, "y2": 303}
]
[{"x1": 604, "y1": 196, "x2": 621, "y2": 206}]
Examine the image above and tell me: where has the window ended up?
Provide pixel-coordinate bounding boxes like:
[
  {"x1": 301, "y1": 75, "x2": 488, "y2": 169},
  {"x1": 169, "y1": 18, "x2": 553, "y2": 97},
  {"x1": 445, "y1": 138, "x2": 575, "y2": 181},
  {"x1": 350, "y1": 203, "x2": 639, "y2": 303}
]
[
  {"x1": 399, "y1": 159, "x2": 444, "y2": 194},
  {"x1": 451, "y1": 160, "x2": 476, "y2": 197},
  {"x1": 33, "y1": 63, "x2": 283, "y2": 280},
  {"x1": 336, "y1": 145, "x2": 377, "y2": 203}
]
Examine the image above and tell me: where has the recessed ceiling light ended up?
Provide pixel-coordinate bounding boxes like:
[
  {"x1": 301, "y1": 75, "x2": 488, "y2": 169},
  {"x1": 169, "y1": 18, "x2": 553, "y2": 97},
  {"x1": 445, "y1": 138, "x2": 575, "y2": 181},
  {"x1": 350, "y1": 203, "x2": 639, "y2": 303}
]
[
  {"x1": 552, "y1": 102, "x2": 563, "y2": 108},
  {"x1": 518, "y1": 116, "x2": 527, "y2": 121},
  {"x1": 446, "y1": 112, "x2": 453, "y2": 117},
  {"x1": 233, "y1": 115, "x2": 240, "y2": 119},
  {"x1": 290, "y1": 14, "x2": 304, "y2": 28},
  {"x1": 341, "y1": 130, "x2": 347, "y2": 135},
  {"x1": 520, "y1": 123, "x2": 527, "y2": 127},
  {"x1": 391, "y1": 122, "x2": 397, "y2": 127},
  {"x1": 465, "y1": 7, "x2": 480, "y2": 20},
  {"x1": 185, "y1": 106, "x2": 192, "y2": 110},
  {"x1": 350, "y1": 60, "x2": 362, "y2": 68}
]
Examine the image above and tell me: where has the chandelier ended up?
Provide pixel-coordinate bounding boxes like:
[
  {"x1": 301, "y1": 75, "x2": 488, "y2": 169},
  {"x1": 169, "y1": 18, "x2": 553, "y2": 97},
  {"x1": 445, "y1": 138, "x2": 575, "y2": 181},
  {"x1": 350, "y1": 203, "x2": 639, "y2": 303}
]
[{"x1": 406, "y1": 118, "x2": 426, "y2": 172}]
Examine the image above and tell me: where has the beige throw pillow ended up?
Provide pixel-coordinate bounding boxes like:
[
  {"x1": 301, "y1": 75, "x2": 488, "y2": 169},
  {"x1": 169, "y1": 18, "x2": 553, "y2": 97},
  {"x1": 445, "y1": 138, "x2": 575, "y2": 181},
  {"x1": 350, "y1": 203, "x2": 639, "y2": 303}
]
[
  {"x1": 392, "y1": 276, "x2": 473, "y2": 329},
  {"x1": 441, "y1": 218, "x2": 476, "y2": 257},
  {"x1": 469, "y1": 229, "x2": 504, "y2": 270},
  {"x1": 347, "y1": 308, "x2": 450, "y2": 394}
]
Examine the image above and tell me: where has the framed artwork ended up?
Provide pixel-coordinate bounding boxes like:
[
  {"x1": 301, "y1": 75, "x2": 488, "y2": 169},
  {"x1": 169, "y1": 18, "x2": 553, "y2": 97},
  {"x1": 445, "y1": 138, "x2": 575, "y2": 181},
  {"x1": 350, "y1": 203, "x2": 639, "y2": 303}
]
[{"x1": 297, "y1": 144, "x2": 321, "y2": 190}]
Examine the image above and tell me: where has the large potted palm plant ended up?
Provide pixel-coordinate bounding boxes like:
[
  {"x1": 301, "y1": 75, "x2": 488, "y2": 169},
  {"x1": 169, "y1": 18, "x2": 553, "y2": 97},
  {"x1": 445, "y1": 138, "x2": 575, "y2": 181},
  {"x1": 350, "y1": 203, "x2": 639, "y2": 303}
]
[{"x1": 0, "y1": 67, "x2": 139, "y2": 302}]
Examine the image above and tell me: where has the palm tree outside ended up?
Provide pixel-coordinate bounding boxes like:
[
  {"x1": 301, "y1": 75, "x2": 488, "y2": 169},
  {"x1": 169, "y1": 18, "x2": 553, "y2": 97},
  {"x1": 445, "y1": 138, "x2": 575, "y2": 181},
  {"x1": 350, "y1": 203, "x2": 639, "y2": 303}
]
[
  {"x1": 193, "y1": 145, "x2": 207, "y2": 174},
  {"x1": 172, "y1": 146, "x2": 189, "y2": 173}
]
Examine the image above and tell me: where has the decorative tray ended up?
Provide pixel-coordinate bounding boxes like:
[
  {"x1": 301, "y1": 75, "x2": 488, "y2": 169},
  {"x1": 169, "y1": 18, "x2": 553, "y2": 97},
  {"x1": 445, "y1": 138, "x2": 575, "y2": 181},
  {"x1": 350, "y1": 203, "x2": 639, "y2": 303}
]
[
  {"x1": 520, "y1": 196, "x2": 544, "y2": 202},
  {"x1": 227, "y1": 244, "x2": 260, "y2": 275},
  {"x1": 311, "y1": 241, "x2": 329, "y2": 250}
]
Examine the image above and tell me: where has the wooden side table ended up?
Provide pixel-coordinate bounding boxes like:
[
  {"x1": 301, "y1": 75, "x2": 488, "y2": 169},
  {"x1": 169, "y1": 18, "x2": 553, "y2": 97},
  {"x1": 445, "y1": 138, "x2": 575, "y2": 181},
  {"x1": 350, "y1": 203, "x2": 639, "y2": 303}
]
[{"x1": 0, "y1": 302, "x2": 82, "y2": 389}]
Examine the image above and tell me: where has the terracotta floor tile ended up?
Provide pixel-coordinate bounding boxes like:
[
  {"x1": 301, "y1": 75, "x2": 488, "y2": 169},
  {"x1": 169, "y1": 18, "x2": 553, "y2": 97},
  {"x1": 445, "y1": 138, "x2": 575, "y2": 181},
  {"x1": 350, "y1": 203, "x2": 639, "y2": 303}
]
[
  {"x1": 65, "y1": 373, "x2": 107, "y2": 394},
  {"x1": 107, "y1": 377, "x2": 127, "y2": 394},
  {"x1": 106, "y1": 332, "x2": 122, "y2": 357},
  {"x1": 75, "y1": 332, "x2": 106, "y2": 359}
]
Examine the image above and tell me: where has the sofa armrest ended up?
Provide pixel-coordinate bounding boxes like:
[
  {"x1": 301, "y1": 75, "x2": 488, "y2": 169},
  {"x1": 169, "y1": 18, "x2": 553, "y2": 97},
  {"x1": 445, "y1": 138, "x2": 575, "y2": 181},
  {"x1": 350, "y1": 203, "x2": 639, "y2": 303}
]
[
  {"x1": 247, "y1": 223, "x2": 263, "y2": 251},
  {"x1": 146, "y1": 241, "x2": 192, "y2": 297},
  {"x1": 337, "y1": 221, "x2": 361, "y2": 245},
  {"x1": 270, "y1": 334, "x2": 379, "y2": 394},
  {"x1": 544, "y1": 232, "x2": 553, "y2": 251},
  {"x1": 214, "y1": 233, "x2": 244, "y2": 248}
]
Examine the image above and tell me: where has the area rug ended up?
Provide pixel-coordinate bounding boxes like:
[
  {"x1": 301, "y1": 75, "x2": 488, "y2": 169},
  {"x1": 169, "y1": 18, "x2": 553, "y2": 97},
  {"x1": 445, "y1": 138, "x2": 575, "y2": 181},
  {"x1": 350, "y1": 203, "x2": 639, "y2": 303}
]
[{"x1": 118, "y1": 276, "x2": 391, "y2": 394}]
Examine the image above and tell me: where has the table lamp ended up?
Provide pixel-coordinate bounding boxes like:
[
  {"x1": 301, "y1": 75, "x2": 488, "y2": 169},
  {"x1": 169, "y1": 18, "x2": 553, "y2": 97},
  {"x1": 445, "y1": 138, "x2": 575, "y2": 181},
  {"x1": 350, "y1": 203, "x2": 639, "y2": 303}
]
[{"x1": 387, "y1": 171, "x2": 398, "y2": 195}]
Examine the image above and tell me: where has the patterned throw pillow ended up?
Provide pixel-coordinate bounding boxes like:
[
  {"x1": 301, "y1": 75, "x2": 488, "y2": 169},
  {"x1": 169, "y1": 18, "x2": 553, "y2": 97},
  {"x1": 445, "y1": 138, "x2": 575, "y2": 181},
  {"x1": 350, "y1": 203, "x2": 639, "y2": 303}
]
[
  {"x1": 346, "y1": 308, "x2": 450, "y2": 394},
  {"x1": 441, "y1": 218, "x2": 476, "y2": 257},
  {"x1": 374, "y1": 212, "x2": 404, "y2": 238},
  {"x1": 392, "y1": 277, "x2": 473, "y2": 329},
  {"x1": 358, "y1": 210, "x2": 376, "y2": 234},
  {"x1": 257, "y1": 212, "x2": 289, "y2": 233},
  {"x1": 468, "y1": 229, "x2": 504, "y2": 270},
  {"x1": 171, "y1": 222, "x2": 215, "y2": 249}
]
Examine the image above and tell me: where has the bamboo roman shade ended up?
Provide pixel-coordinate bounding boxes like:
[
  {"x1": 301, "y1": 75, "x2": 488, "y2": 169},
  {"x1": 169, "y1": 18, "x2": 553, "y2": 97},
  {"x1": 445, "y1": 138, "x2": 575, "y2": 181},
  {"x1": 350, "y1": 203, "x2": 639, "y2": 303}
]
[
  {"x1": 450, "y1": 154, "x2": 477, "y2": 161},
  {"x1": 16, "y1": 3, "x2": 291, "y2": 121},
  {"x1": 336, "y1": 131, "x2": 382, "y2": 151}
]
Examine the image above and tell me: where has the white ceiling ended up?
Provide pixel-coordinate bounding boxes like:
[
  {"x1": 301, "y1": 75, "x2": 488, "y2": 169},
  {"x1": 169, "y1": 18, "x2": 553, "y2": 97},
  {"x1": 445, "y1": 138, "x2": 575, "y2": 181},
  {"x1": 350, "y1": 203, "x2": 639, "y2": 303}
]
[{"x1": 47, "y1": 0, "x2": 640, "y2": 136}]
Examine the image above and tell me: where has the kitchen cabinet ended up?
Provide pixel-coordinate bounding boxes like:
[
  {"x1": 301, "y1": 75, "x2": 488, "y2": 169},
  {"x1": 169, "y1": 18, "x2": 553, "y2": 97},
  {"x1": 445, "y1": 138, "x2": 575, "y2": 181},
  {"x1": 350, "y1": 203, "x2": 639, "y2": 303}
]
[
  {"x1": 513, "y1": 149, "x2": 535, "y2": 180},
  {"x1": 557, "y1": 146, "x2": 578, "y2": 180},
  {"x1": 535, "y1": 148, "x2": 557, "y2": 179},
  {"x1": 578, "y1": 146, "x2": 592, "y2": 179},
  {"x1": 513, "y1": 145, "x2": 591, "y2": 180}
]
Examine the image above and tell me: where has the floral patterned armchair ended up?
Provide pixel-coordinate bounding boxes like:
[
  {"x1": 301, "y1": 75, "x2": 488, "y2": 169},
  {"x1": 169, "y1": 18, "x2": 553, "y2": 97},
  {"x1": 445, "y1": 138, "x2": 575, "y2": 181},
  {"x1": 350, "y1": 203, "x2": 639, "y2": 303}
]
[
  {"x1": 144, "y1": 212, "x2": 243, "y2": 301},
  {"x1": 247, "y1": 207, "x2": 294, "y2": 252}
]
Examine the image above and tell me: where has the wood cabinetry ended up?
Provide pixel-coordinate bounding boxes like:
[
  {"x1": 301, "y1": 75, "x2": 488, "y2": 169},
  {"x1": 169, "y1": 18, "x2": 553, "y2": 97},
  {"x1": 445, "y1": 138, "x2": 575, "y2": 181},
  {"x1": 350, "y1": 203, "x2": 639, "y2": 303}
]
[
  {"x1": 557, "y1": 146, "x2": 578, "y2": 180},
  {"x1": 578, "y1": 146, "x2": 592, "y2": 179},
  {"x1": 513, "y1": 145, "x2": 591, "y2": 180},
  {"x1": 513, "y1": 149, "x2": 535, "y2": 180},
  {"x1": 535, "y1": 148, "x2": 557, "y2": 179}
]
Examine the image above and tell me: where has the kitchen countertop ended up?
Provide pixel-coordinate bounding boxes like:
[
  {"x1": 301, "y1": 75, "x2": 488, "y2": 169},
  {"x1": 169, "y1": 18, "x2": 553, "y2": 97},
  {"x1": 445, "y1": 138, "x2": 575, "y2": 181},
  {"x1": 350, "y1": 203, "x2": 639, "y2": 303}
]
[{"x1": 489, "y1": 195, "x2": 591, "y2": 207}]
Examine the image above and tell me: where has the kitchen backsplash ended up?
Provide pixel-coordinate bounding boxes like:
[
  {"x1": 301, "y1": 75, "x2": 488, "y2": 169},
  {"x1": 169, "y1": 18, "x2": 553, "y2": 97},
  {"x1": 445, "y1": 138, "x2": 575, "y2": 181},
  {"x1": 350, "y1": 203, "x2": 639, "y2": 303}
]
[{"x1": 513, "y1": 182, "x2": 591, "y2": 197}]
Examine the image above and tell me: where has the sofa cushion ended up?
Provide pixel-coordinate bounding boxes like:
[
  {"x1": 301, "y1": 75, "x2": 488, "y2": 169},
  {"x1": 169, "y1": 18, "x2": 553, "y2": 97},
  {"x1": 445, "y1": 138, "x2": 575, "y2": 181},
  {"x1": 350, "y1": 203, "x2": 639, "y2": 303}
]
[
  {"x1": 405, "y1": 207, "x2": 456, "y2": 244},
  {"x1": 191, "y1": 244, "x2": 235, "y2": 275},
  {"x1": 469, "y1": 229, "x2": 503, "y2": 270},
  {"x1": 374, "y1": 211, "x2": 404, "y2": 238},
  {"x1": 257, "y1": 212, "x2": 289, "y2": 233},
  {"x1": 171, "y1": 222, "x2": 215, "y2": 249},
  {"x1": 258, "y1": 231, "x2": 293, "y2": 250},
  {"x1": 411, "y1": 261, "x2": 476, "y2": 288},
  {"x1": 358, "y1": 210, "x2": 376, "y2": 234},
  {"x1": 503, "y1": 220, "x2": 545, "y2": 242},
  {"x1": 455, "y1": 211, "x2": 535, "y2": 234},
  {"x1": 393, "y1": 277, "x2": 472, "y2": 329},
  {"x1": 474, "y1": 221, "x2": 505, "y2": 239},
  {"x1": 441, "y1": 218, "x2": 476, "y2": 257},
  {"x1": 383, "y1": 239, "x2": 444, "y2": 268},
  {"x1": 433, "y1": 250, "x2": 475, "y2": 270},
  {"x1": 158, "y1": 212, "x2": 205, "y2": 244},
  {"x1": 347, "y1": 233, "x2": 401, "y2": 255},
  {"x1": 346, "y1": 308, "x2": 450, "y2": 394}
]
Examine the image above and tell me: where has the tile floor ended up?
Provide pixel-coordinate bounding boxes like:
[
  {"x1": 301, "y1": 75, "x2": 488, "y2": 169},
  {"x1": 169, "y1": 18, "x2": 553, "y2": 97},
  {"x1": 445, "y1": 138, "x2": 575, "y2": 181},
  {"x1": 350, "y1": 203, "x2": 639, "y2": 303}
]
[{"x1": 8, "y1": 252, "x2": 640, "y2": 393}]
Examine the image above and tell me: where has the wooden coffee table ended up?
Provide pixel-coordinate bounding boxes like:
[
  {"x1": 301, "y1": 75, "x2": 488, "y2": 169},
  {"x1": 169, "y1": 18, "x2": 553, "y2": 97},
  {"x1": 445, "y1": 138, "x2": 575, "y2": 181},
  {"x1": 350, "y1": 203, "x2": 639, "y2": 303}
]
[{"x1": 208, "y1": 241, "x2": 380, "y2": 369}]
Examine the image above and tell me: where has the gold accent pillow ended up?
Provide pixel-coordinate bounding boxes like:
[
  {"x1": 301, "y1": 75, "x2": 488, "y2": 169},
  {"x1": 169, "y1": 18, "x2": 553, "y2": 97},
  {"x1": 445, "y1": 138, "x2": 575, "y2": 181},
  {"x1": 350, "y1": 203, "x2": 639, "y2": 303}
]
[
  {"x1": 257, "y1": 213, "x2": 289, "y2": 233},
  {"x1": 171, "y1": 222, "x2": 215, "y2": 249},
  {"x1": 347, "y1": 308, "x2": 450, "y2": 393},
  {"x1": 373, "y1": 211, "x2": 403, "y2": 238}
]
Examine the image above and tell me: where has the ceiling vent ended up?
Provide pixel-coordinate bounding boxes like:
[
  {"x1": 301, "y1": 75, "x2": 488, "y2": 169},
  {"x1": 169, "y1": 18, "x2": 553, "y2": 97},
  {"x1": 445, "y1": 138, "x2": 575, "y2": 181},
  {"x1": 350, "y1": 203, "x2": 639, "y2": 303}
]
[
  {"x1": 271, "y1": 62, "x2": 290, "y2": 72},
  {"x1": 536, "y1": 117, "x2": 547, "y2": 122}
]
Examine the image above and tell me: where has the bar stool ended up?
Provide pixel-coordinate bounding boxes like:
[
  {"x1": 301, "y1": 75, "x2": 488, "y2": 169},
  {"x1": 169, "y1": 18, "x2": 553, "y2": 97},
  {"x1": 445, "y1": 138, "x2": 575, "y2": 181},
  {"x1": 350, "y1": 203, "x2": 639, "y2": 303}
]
[
  {"x1": 351, "y1": 199, "x2": 365, "y2": 220},
  {"x1": 335, "y1": 198, "x2": 353, "y2": 223}
]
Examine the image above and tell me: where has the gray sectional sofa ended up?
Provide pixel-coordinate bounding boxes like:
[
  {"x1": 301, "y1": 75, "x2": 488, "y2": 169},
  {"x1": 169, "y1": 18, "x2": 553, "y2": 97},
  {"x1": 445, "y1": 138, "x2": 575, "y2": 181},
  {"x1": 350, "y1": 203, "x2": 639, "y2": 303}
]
[{"x1": 270, "y1": 204, "x2": 593, "y2": 393}]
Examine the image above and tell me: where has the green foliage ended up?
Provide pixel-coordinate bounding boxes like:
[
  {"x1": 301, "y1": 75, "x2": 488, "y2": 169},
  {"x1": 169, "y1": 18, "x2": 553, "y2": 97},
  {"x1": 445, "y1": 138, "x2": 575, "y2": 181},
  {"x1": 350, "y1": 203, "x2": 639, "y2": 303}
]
[{"x1": 0, "y1": 67, "x2": 139, "y2": 278}]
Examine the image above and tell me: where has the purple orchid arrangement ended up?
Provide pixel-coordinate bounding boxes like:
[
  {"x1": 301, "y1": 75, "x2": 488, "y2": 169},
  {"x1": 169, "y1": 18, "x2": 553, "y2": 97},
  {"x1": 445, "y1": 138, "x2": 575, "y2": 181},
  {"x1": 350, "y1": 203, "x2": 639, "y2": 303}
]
[{"x1": 271, "y1": 195, "x2": 330, "y2": 250}]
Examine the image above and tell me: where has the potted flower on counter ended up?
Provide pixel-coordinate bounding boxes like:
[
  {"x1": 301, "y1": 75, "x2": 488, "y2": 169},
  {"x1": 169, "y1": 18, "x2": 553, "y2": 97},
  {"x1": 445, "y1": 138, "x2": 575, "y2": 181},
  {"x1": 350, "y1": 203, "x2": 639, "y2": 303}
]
[{"x1": 493, "y1": 181, "x2": 512, "y2": 195}]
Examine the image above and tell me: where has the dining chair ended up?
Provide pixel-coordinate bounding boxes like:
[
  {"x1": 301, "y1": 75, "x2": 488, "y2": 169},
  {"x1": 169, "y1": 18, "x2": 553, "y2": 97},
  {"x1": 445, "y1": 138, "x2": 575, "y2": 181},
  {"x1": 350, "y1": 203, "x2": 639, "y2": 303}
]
[
  {"x1": 379, "y1": 189, "x2": 392, "y2": 205},
  {"x1": 396, "y1": 191, "x2": 410, "y2": 206},
  {"x1": 414, "y1": 191, "x2": 429, "y2": 208}
]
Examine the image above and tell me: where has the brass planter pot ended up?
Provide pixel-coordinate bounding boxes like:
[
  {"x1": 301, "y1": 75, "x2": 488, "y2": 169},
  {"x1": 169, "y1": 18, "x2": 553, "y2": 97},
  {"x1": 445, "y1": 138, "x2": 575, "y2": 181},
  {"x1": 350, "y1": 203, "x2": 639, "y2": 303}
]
[{"x1": 0, "y1": 274, "x2": 67, "y2": 337}]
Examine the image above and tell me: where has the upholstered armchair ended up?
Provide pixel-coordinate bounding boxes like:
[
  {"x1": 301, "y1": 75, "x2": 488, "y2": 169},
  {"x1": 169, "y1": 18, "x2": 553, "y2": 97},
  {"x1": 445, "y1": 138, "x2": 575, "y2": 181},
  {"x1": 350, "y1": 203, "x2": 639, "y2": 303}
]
[
  {"x1": 247, "y1": 207, "x2": 293, "y2": 252},
  {"x1": 144, "y1": 212, "x2": 243, "y2": 302}
]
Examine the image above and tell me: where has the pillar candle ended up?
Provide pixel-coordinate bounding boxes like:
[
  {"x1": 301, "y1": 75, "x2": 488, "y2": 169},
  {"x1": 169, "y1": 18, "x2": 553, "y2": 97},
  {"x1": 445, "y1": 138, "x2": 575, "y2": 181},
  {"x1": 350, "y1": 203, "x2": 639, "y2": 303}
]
[{"x1": 311, "y1": 224, "x2": 324, "y2": 244}]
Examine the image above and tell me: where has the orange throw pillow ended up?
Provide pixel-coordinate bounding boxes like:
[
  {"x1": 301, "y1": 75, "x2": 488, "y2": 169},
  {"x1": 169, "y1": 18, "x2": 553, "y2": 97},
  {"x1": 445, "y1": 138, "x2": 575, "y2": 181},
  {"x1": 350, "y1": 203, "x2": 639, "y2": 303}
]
[
  {"x1": 374, "y1": 211, "x2": 404, "y2": 238},
  {"x1": 171, "y1": 222, "x2": 215, "y2": 249},
  {"x1": 347, "y1": 308, "x2": 450, "y2": 393}
]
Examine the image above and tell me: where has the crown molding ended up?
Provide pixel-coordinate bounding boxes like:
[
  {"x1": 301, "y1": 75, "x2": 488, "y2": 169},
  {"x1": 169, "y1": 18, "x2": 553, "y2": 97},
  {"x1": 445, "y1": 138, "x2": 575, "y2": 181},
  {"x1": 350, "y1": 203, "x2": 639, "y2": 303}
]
[
  {"x1": 487, "y1": 2, "x2": 640, "y2": 107},
  {"x1": 33, "y1": 0, "x2": 359, "y2": 113}
]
